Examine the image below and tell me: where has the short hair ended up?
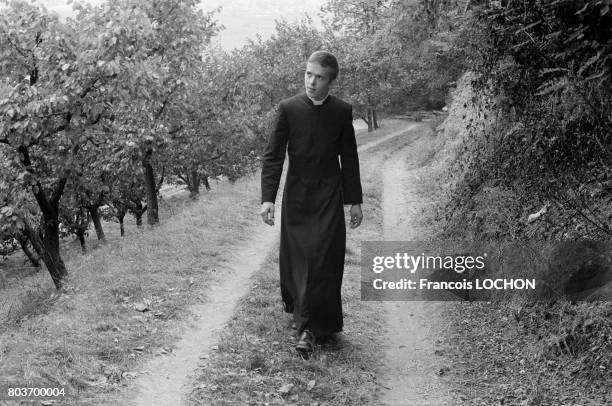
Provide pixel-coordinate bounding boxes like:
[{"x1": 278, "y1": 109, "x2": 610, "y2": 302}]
[{"x1": 307, "y1": 51, "x2": 339, "y2": 80}]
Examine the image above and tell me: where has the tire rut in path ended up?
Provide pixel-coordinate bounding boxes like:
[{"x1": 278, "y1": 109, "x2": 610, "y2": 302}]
[
  {"x1": 379, "y1": 133, "x2": 453, "y2": 406},
  {"x1": 129, "y1": 223, "x2": 278, "y2": 406}
]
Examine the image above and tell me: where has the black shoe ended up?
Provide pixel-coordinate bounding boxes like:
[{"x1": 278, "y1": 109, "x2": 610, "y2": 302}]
[{"x1": 295, "y1": 329, "x2": 315, "y2": 358}]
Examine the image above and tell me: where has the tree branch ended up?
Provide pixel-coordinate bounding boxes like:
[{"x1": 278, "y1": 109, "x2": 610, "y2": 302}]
[
  {"x1": 154, "y1": 82, "x2": 181, "y2": 119},
  {"x1": 5, "y1": 35, "x2": 29, "y2": 59}
]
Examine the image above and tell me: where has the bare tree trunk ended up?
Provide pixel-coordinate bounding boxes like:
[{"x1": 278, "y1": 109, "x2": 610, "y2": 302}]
[
  {"x1": 189, "y1": 168, "x2": 200, "y2": 198},
  {"x1": 203, "y1": 174, "x2": 211, "y2": 191},
  {"x1": 23, "y1": 218, "x2": 67, "y2": 289},
  {"x1": 18, "y1": 113, "x2": 68, "y2": 289},
  {"x1": 130, "y1": 199, "x2": 147, "y2": 229},
  {"x1": 17, "y1": 234, "x2": 40, "y2": 267},
  {"x1": 88, "y1": 205, "x2": 106, "y2": 242},
  {"x1": 143, "y1": 150, "x2": 159, "y2": 226},
  {"x1": 76, "y1": 229, "x2": 87, "y2": 253},
  {"x1": 373, "y1": 109, "x2": 379, "y2": 129},
  {"x1": 42, "y1": 218, "x2": 67, "y2": 285},
  {"x1": 117, "y1": 208, "x2": 126, "y2": 237},
  {"x1": 111, "y1": 202, "x2": 128, "y2": 237},
  {"x1": 361, "y1": 112, "x2": 373, "y2": 132}
]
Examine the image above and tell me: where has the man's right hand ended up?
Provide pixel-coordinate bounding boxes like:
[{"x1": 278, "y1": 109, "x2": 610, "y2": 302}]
[{"x1": 260, "y1": 202, "x2": 275, "y2": 226}]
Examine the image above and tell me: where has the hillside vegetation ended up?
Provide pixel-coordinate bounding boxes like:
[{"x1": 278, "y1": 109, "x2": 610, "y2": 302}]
[{"x1": 429, "y1": 2, "x2": 611, "y2": 403}]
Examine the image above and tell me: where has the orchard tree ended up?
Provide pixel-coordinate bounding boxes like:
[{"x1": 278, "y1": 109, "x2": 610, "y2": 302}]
[
  {"x1": 104, "y1": 152, "x2": 149, "y2": 235},
  {"x1": 0, "y1": 0, "x2": 218, "y2": 287},
  {"x1": 0, "y1": 2, "x2": 85, "y2": 286},
  {"x1": 113, "y1": 0, "x2": 220, "y2": 225},
  {"x1": 244, "y1": 18, "x2": 326, "y2": 109},
  {"x1": 385, "y1": 0, "x2": 468, "y2": 110},
  {"x1": 59, "y1": 203, "x2": 89, "y2": 253},
  {"x1": 0, "y1": 1, "x2": 149, "y2": 286},
  {"x1": 164, "y1": 45, "x2": 276, "y2": 197},
  {"x1": 322, "y1": 0, "x2": 398, "y2": 130},
  {"x1": 64, "y1": 151, "x2": 113, "y2": 243}
]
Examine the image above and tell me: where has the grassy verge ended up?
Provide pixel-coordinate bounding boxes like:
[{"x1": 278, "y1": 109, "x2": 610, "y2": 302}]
[
  {"x1": 426, "y1": 107, "x2": 612, "y2": 405},
  {"x1": 186, "y1": 128, "x2": 391, "y2": 405},
  {"x1": 0, "y1": 175, "x2": 261, "y2": 405},
  {"x1": 441, "y1": 301, "x2": 611, "y2": 405},
  {"x1": 0, "y1": 183, "x2": 218, "y2": 324}
]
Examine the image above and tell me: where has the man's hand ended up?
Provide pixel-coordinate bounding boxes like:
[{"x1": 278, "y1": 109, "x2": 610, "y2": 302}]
[
  {"x1": 350, "y1": 204, "x2": 363, "y2": 229},
  {"x1": 260, "y1": 202, "x2": 275, "y2": 226}
]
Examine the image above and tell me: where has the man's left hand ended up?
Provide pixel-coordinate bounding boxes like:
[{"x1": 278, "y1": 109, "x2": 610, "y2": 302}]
[{"x1": 350, "y1": 204, "x2": 363, "y2": 229}]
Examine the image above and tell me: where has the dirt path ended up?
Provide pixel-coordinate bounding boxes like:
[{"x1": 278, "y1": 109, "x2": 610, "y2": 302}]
[
  {"x1": 128, "y1": 122, "x2": 431, "y2": 405},
  {"x1": 129, "y1": 223, "x2": 278, "y2": 405},
  {"x1": 358, "y1": 124, "x2": 419, "y2": 152},
  {"x1": 378, "y1": 131, "x2": 454, "y2": 405}
]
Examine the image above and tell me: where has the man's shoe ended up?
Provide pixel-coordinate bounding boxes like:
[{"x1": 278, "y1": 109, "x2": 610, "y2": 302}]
[{"x1": 295, "y1": 329, "x2": 315, "y2": 358}]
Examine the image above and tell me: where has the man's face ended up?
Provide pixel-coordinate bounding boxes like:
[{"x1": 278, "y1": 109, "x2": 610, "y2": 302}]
[{"x1": 304, "y1": 62, "x2": 334, "y2": 101}]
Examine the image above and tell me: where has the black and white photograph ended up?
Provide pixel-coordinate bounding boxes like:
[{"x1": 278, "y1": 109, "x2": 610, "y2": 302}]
[{"x1": 0, "y1": 0, "x2": 610, "y2": 405}]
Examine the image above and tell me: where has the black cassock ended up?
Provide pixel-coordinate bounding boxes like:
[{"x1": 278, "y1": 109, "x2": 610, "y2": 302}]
[{"x1": 261, "y1": 93, "x2": 363, "y2": 337}]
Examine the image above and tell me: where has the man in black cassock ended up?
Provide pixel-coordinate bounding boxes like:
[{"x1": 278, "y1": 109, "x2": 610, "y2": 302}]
[{"x1": 260, "y1": 51, "x2": 363, "y2": 357}]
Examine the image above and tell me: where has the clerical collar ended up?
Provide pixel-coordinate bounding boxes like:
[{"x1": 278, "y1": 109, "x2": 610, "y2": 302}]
[{"x1": 307, "y1": 94, "x2": 329, "y2": 106}]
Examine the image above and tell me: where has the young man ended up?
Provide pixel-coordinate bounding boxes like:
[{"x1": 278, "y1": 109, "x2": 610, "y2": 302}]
[{"x1": 260, "y1": 51, "x2": 363, "y2": 358}]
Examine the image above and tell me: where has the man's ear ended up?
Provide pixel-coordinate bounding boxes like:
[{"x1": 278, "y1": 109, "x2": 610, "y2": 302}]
[{"x1": 330, "y1": 77, "x2": 337, "y2": 88}]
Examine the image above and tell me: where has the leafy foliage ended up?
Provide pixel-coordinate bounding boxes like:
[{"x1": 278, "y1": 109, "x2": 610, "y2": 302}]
[
  {"x1": 0, "y1": 0, "x2": 253, "y2": 287},
  {"x1": 443, "y1": 0, "x2": 612, "y2": 239}
]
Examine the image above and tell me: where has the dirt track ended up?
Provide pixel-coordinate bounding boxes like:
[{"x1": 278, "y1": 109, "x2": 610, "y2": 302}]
[
  {"x1": 378, "y1": 131, "x2": 453, "y2": 405},
  {"x1": 129, "y1": 223, "x2": 278, "y2": 406},
  {"x1": 128, "y1": 122, "x2": 451, "y2": 405}
]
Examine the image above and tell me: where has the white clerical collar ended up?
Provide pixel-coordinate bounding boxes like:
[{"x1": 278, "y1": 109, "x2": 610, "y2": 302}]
[{"x1": 308, "y1": 94, "x2": 329, "y2": 105}]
